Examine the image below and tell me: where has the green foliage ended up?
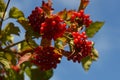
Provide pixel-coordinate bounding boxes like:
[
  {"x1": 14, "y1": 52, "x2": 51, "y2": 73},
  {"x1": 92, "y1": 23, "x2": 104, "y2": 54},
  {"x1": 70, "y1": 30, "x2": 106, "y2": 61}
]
[
  {"x1": 0, "y1": 0, "x2": 6, "y2": 12},
  {"x1": 0, "y1": 57, "x2": 10, "y2": 69},
  {"x1": 9, "y1": 7, "x2": 24, "y2": 19},
  {"x1": 3, "y1": 22, "x2": 20, "y2": 36},
  {"x1": 25, "y1": 67, "x2": 53, "y2": 80},
  {"x1": 81, "y1": 48, "x2": 99, "y2": 71},
  {"x1": 0, "y1": 22, "x2": 20, "y2": 45},
  {"x1": 6, "y1": 69, "x2": 24, "y2": 80},
  {"x1": 0, "y1": 0, "x2": 6, "y2": 19},
  {"x1": 0, "y1": 0, "x2": 104, "y2": 79},
  {"x1": 86, "y1": 21, "x2": 104, "y2": 38}
]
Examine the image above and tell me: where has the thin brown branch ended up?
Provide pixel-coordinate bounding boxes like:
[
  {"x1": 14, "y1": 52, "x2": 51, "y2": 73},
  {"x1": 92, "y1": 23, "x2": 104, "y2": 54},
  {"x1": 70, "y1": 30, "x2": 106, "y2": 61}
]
[{"x1": 4, "y1": 39, "x2": 26, "y2": 50}]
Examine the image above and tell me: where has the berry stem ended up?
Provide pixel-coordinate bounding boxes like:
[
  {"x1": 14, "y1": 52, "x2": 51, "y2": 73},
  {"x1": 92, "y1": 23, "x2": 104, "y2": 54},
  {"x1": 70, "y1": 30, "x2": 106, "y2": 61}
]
[{"x1": 40, "y1": 37, "x2": 51, "y2": 47}]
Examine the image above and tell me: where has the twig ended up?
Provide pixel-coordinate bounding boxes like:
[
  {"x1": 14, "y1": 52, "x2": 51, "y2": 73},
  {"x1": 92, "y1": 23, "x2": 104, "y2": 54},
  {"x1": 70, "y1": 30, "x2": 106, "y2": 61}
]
[{"x1": 4, "y1": 39, "x2": 26, "y2": 50}]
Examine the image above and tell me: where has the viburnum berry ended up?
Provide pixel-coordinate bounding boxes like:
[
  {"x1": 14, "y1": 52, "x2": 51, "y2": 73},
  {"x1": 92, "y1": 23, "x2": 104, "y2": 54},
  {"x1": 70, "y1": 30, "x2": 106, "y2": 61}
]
[
  {"x1": 70, "y1": 10, "x2": 92, "y2": 27},
  {"x1": 11, "y1": 65, "x2": 20, "y2": 72},
  {"x1": 67, "y1": 32, "x2": 93, "y2": 63},
  {"x1": 28, "y1": 7, "x2": 45, "y2": 33},
  {"x1": 31, "y1": 46, "x2": 62, "y2": 71},
  {"x1": 40, "y1": 15, "x2": 66, "y2": 40}
]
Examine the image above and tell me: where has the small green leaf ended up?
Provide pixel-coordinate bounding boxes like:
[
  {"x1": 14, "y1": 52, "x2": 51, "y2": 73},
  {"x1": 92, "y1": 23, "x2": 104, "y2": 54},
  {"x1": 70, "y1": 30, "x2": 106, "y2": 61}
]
[
  {"x1": 0, "y1": 0, "x2": 6, "y2": 12},
  {"x1": 18, "y1": 41, "x2": 32, "y2": 52},
  {"x1": 25, "y1": 67, "x2": 32, "y2": 78},
  {"x1": 31, "y1": 68, "x2": 53, "y2": 80},
  {"x1": 81, "y1": 56, "x2": 92, "y2": 71},
  {"x1": 57, "y1": 9, "x2": 67, "y2": 20},
  {"x1": 92, "y1": 48, "x2": 99, "y2": 61},
  {"x1": 4, "y1": 22, "x2": 20, "y2": 36},
  {"x1": 17, "y1": 17, "x2": 30, "y2": 30},
  {"x1": 55, "y1": 37, "x2": 67, "y2": 49},
  {"x1": 85, "y1": 21, "x2": 104, "y2": 38},
  {"x1": 9, "y1": 7, "x2": 24, "y2": 19},
  {"x1": 0, "y1": 57, "x2": 10, "y2": 69}
]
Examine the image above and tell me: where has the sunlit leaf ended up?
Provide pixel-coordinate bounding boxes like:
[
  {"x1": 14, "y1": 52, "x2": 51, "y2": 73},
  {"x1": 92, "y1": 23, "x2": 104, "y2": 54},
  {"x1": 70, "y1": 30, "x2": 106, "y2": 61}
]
[
  {"x1": 85, "y1": 21, "x2": 104, "y2": 38},
  {"x1": 91, "y1": 48, "x2": 99, "y2": 61},
  {"x1": 0, "y1": 23, "x2": 19, "y2": 45},
  {"x1": 9, "y1": 7, "x2": 24, "y2": 19},
  {"x1": 55, "y1": 37, "x2": 67, "y2": 49},
  {"x1": 17, "y1": 17, "x2": 30, "y2": 30},
  {"x1": 0, "y1": 57, "x2": 10, "y2": 69},
  {"x1": 0, "y1": 0, "x2": 6, "y2": 12},
  {"x1": 4, "y1": 22, "x2": 20, "y2": 36},
  {"x1": 79, "y1": 0, "x2": 89, "y2": 10},
  {"x1": 81, "y1": 56, "x2": 92, "y2": 71},
  {"x1": 57, "y1": 9, "x2": 67, "y2": 20},
  {"x1": 18, "y1": 41, "x2": 32, "y2": 52},
  {"x1": 5, "y1": 53, "x2": 12, "y2": 61}
]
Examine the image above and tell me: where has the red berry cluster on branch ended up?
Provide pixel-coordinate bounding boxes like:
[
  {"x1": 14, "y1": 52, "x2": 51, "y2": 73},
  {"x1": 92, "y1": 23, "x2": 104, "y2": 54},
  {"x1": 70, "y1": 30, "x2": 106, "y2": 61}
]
[
  {"x1": 40, "y1": 15, "x2": 66, "y2": 40},
  {"x1": 70, "y1": 10, "x2": 92, "y2": 27},
  {"x1": 31, "y1": 46, "x2": 62, "y2": 71},
  {"x1": 28, "y1": 7, "x2": 45, "y2": 33},
  {"x1": 68, "y1": 32, "x2": 93, "y2": 63}
]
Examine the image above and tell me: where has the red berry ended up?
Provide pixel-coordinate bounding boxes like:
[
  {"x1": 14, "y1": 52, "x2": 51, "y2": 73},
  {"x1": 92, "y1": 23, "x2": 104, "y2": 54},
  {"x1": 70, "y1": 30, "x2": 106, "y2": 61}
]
[
  {"x1": 31, "y1": 46, "x2": 62, "y2": 71},
  {"x1": 67, "y1": 32, "x2": 92, "y2": 63}
]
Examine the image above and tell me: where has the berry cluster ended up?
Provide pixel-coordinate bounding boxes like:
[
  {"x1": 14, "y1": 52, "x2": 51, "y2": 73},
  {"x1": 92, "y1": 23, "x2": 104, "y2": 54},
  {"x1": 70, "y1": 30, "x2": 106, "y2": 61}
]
[
  {"x1": 40, "y1": 15, "x2": 66, "y2": 40},
  {"x1": 28, "y1": 7, "x2": 45, "y2": 33},
  {"x1": 31, "y1": 46, "x2": 62, "y2": 71},
  {"x1": 70, "y1": 10, "x2": 92, "y2": 27},
  {"x1": 68, "y1": 32, "x2": 93, "y2": 63}
]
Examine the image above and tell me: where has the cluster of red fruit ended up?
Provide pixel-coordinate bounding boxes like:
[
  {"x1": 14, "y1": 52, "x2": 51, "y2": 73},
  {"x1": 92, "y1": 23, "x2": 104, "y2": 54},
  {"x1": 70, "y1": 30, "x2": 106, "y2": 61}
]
[
  {"x1": 40, "y1": 15, "x2": 66, "y2": 40},
  {"x1": 28, "y1": 1, "x2": 93, "y2": 71},
  {"x1": 28, "y1": 7, "x2": 45, "y2": 33},
  {"x1": 70, "y1": 10, "x2": 92, "y2": 27},
  {"x1": 28, "y1": 7, "x2": 66, "y2": 40},
  {"x1": 68, "y1": 32, "x2": 93, "y2": 63},
  {"x1": 31, "y1": 46, "x2": 62, "y2": 71}
]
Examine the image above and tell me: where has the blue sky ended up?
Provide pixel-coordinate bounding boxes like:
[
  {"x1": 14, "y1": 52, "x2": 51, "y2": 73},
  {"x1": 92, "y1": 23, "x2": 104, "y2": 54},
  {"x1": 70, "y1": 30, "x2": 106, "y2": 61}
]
[{"x1": 6, "y1": 0, "x2": 120, "y2": 80}]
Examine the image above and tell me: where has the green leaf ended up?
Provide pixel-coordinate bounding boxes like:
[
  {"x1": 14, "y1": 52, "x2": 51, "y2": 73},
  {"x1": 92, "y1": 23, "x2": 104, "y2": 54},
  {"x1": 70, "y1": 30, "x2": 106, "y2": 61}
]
[
  {"x1": 85, "y1": 21, "x2": 104, "y2": 38},
  {"x1": 91, "y1": 48, "x2": 99, "y2": 61},
  {"x1": 6, "y1": 69, "x2": 24, "y2": 80},
  {"x1": 17, "y1": 17, "x2": 40, "y2": 37},
  {"x1": 0, "y1": 22, "x2": 20, "y2": 45},
  {"x1": 0, "y1": 0, "x2": 6, "y2": 12},
  {"x1": 25, "y1": 67, "x2": 32, "y2": 78},
  {"x1": 18, "y1": 41, "x2": 32, "y2": 52},
  {"x1": 31, "y1": 68, "x2": 53, "y2": 80},
  {"x1": 18, "y1": 39, "x2": 38, "y2": 52},
  {"x1": 9, "y1": 7, "x2": 24, "y2": 19},
  {"x1": 17, "y1": 17, "x2": 30, "y2": 30},
  {"x1": 0, "y1": 57, "x2": 10, "y2": 69},
  {"x1": 81, "y1": 56, "x2": 92, "y2": 71},
  {"x1": 4, "y1": 22, "x2": 20, "y2": 36},
  {"x1": 55, "y1": 37, "x2": 67, "y2": 49}
]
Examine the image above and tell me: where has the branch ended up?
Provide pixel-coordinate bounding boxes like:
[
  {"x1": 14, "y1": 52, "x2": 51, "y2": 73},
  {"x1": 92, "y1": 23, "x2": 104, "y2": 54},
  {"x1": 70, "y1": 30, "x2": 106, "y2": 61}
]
[
  {"x1": 4, "y1": 39, "x2": 26, "y2": 50},
  {"x1": 0, "y1": 0, "x2": 11, "y2": 33}
]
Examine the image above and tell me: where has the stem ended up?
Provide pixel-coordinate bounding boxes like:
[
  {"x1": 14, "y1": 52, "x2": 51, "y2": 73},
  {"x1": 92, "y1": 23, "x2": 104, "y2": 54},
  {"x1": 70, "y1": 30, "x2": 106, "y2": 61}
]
[
  {"x1": 0, "y1": 0, "x2": 11, "y2": 33},
  {"x1": 78, "y1": 0, "x2": 83, "y2": 11},
  {"x1": 4, "y1": 39, "x2": 26, "y2": 50}
]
